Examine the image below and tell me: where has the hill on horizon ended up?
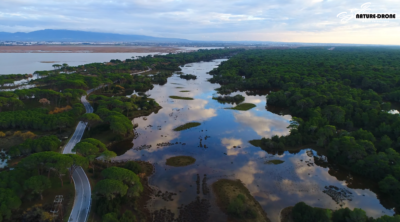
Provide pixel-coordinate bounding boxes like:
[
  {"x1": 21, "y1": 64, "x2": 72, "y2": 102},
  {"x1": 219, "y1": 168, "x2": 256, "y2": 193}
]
[{"x1": 0, "y1": 29, "x2": 190, "y2": 43}]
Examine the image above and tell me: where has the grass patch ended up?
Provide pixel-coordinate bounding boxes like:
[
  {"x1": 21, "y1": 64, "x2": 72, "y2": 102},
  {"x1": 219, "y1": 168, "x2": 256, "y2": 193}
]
[
  {"x1": 173, "y1": 122, "x2": 201, "y2": 131},
  {"x1": 212, "y1": 179, "x2": 271, "y2": 222},
  {"x1": 166, "y1": 156, "x2": 196, "y2": 167},
  {"x1": 265, "y1": 160, "x2": 284, "y2": 165},
  {"x1": 169, "y1": 96, "x2": 194, "y2": 100},
  {"x1": 180, "y1": 90, "x2": 190, "y2": 92},
  {"x1": 226, "y1": 103, "x2": 256, "y2": 111},
  {"x1": 175, "y1": 87, "x2": 184, "y2": 89}
]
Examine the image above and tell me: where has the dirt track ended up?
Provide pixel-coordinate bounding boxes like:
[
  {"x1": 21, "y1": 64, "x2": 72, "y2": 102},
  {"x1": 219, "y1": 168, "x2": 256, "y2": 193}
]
[{"x1": 0, "y1": 45, "x2": 181, "y2": 53}]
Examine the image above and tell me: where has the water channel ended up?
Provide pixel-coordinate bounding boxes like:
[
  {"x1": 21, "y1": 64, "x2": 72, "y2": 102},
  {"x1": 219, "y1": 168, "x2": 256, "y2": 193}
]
[{"x1": 112, "y1": 59, "x2": 395, "y2": 221}]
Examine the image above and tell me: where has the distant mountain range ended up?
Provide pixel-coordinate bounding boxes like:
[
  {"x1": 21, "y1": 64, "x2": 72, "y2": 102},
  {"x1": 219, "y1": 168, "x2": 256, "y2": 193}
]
[{"x1": 0, "y1": 29, "x2": 190, "y2": 43}]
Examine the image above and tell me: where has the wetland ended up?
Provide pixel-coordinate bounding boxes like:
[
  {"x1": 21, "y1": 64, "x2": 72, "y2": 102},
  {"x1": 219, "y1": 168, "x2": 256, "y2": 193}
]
[{"x1": 112, "y1": 59, "x2": 395, "y2": 222}]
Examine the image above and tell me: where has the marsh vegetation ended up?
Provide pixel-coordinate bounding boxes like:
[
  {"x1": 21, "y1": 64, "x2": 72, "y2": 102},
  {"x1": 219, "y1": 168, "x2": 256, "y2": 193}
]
[{"x1": 165, "y1": 156, "x2": 196, "y2": 167}]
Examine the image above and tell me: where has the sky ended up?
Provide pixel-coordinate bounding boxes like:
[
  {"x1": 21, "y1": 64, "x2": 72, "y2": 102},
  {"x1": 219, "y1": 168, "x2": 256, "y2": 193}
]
[{"x1": 0, "y1": 0, "x2": 399, "y2": 44}]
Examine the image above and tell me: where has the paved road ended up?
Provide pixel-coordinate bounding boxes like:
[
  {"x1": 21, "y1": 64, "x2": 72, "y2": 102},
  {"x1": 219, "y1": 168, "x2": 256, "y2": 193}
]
[
  {"x1": 131, "y1": 67, "x2": 151, "y2": 75},
  {"x1": 63, "y1": 91, "x2": 93, "y2": 222},
  {"x1": 64, "y1": 70, "x2": 148, "y2": 221}
]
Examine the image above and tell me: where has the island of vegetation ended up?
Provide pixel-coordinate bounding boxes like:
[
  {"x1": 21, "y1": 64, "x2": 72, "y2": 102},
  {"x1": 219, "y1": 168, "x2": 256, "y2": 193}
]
[
  {"x1": 179, "y1": 74, "x2": 197, "y2": 80},
  {"x1": 226, "y1": 103, "x2": 256, "y2": 111},
  {"x1": 213, "y1": 94, "x2": 245, "y2": 104},
  {"x1": 165, "y1": 156, "x2": 196, "y2": 167},
  {"x1": 169, "y1": 95, "x2": 194, "y2": 100},
  {"x1": 212, "y1": 179, "x2": 271, "y2": 222},
  {"x1": 209, "y1": 47, "x2": 400, "y2": 210},
  {"x1": 265, "y1": 160, "x2": 284, "y2": 165},
  {"x1": 179, "y1": 90, "x2": 190, "y2": 92},
  {"x1": 173, "y1": 122, "x2": 201, "y2": 131}
]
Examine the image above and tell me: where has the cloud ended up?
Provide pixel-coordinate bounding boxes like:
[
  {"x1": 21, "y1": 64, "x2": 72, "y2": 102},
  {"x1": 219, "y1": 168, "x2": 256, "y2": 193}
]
[{"x1": 0, "y1": 0, "x2": 399, "y2": 44}]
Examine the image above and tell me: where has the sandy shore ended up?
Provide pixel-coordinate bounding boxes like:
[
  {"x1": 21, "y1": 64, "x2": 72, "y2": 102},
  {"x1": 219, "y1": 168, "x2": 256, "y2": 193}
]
[{"x1": 0, "y1": 45, "x2": 182, "y2": 53}]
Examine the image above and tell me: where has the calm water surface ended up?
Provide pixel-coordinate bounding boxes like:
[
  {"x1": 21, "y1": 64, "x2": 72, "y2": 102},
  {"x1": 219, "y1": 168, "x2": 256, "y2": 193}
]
[
  {"x1": 0, "y1": 47, "x2": 223, "y2": 75},
  {"x1": 0, "y1": 53, "x2": 164, "y2": 74},
  {"x1": 112, "y1": 59, "x2": 395, "y2": 221}
]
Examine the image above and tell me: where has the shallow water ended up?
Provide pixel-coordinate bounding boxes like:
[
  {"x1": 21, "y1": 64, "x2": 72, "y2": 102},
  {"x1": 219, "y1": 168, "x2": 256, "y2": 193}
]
[
  {"x1": 112, "y1": 59, "x2": 395, "y2": 222},
  {"x1": 0, "y1": 47, "x2": 223, "y2": 75},
  {"x1": 0, "y1": 53, "x2": 164, "y2": 74}
]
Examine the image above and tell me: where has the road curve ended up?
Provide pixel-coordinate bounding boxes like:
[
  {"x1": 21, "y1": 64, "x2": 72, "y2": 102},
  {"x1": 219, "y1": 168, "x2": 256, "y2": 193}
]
[
  {"x1": 64, "y1": 70, "x2": 148, "y2": 221},
  {"x1": 63, "y1": 91, "x2": 93, "y2": 222}
]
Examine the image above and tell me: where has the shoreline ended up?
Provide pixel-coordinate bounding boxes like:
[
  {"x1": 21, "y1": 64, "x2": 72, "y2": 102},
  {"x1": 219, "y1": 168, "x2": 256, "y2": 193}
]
[{"x1": 0, "y1": 45, "x2": 193, "y2": 53}]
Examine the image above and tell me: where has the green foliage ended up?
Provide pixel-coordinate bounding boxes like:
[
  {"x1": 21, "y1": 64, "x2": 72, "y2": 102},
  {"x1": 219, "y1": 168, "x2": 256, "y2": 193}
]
[
  {"x1": 226, "y1": 103, "x2": 256, "y2": 111},
  {"x1": 265, "y1": 160, "x2": 284, "y2": 165},
  {"x1": 123, "y1": 161, "x2": 142, "y2": 174},
  {"x1": 212, "y1": 48, "x2": 400, "y2": 206},
  {"x1": 331, "y1": 207, "x2": 368, "y2": 222},
  {"x1": 173, "y1": 122, "x2": 201, "y2": 131},
  {"x1": 0, "y1": 105, "x2": 82, "y2": 132},
  {"x1": 379, "y1": 175, "x2": 400, "y2": 196},
  {"x1": 374, "y1": 215, "x2": 400, "y2": 222},
  {"x1": 169, "y1": 95, "x2": 194, "y2": 100},
  {"x1": 292, "y1": 202, "x2": 330, "y2": 222},
  {"x1": 102, "y1": 213, "x2": 120, "y2": 222},
  {"x1": 73, "y1": 138, "x2": 107, "y2": 157},
  {"x1": 8, "y1": 135, "x2": 61, "y2": 157},
  {"x1": 21, "y1": 204, "x2": 53, "y2": 222},
  {"x1": 120, "y1": 210, "x2": 136, "y2": 222},
  {"x1": 93, "y1": 196, "x2": 123, "y2": 218},
  {"x1": 179, "y1": 74, "x2": 197, "y2": 80},
  {"x1": 165, "y1": 156, "x2": 196, "y2": 167},
  {"x1": 101, "y1": 167, "x2": 143, "y2": 197},
  {"x1": 227, "y1": 194, "x2": 256, "y2": 219},
  {"x1": 213, "y1": 94, "x2": 245, "y2": 104},
  {"x1": 24, "y1": 175, "x2": 51, "y2": 200},
  {"x1": 94, "y1": 179, "x2": 128, "y2": 200},
  {"x1": 290, "y1": 201, "x2": 400, "y2": 221},
  {"x1": 73, "y1": 142, "x2": 98, "y2": 157},
  {"x1": 101, "y1": 150, "x2": 117, "y2": 162},
  {"x1": 102, "y1": 167, "x2": 140, "y2": 186},
  {"x1": 80, "y1": 113, "x2": 103, "y2": 130},
  {"x1": 18, "y1": 152, "x2": 87, "y2": 188},
  {"x1": 0, "y1": 188, "x2": 21, "y2": 220}
]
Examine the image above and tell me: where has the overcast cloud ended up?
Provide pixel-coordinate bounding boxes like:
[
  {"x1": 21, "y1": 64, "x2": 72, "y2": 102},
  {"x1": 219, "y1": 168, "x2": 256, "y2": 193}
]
[{"x1": 0, "y1": 0, "x2": 399, "y2": 44}]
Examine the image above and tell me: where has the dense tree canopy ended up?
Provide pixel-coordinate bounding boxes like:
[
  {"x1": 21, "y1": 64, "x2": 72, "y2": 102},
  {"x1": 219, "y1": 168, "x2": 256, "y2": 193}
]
[
  {"x1": 208, "y1": 47, "x2": 400, "y2": 208},
  {"x1": 291, "y1": 202, "x2": 400, "y2": 222},
  {"x1": 8, "y1": 135, "x2": 61, "y2": 157}
]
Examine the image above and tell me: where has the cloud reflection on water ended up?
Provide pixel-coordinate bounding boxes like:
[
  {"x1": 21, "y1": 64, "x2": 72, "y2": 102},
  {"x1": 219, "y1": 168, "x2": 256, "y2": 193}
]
[
  {"x1": 233, "y1": 111, "x2": 291, "y2": 138},
  {"x1": 111, "y1": 59, "x2": 394, "y2": 222}
]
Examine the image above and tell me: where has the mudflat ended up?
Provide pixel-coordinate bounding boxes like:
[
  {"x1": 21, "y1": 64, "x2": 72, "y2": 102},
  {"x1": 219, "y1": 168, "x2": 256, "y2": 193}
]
[{"x1": 0, "y1": 45, "x2": 181, "y2": 53}]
